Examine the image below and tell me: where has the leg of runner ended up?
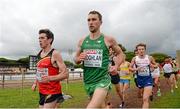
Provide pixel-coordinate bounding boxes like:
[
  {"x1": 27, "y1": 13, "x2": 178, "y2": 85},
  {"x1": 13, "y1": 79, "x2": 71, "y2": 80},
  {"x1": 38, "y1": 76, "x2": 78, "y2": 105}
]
[
  {"x1": 135, "y1": 78, "x2": 143, "y2": 98},
  {"x1": 39, "y1": 105, "x2": 43, "y2": 108},
  {"x1": 87, "y1": 88, "x2": 108, "y2": 108},
  {"x1": 43, "y1": 100, "x2": 58, "y2": 108},
  {"x1": 142, "y1": 86, "x2": 152, "y2": 108},
  {"x1": 165, "y1": 77, "x2": 170, "y2": 87},
  {"x1": 174, "y1": 74, "x2": 178, "y2": 88},
  {"x1": 114, "y1": 83, "x2": 123, "y2": 101},
  {"x1": 55, "y1": 103, "x2": 60, "y2": 109},
  {"x1": 105, "y1": 92, "x2": 112, "y2": 108},
  {"x1": 153, "y1": 77, "x2": 159, "y2": 95},
  {"x1": 170, "y1": 74, "x2": 175, "y2": 93},
  {"x1": 122, "y1": 81, "x2": 130, "y2": 107},
  {"x1": 138, "y1": 88, "x2": 143, "y2": 98},
  {"x1": 119, "y1": 82, "x2": 124, "y2": 107},
  {"x1": 157, "y1": 78, "x2": 161, "y2": 96}
]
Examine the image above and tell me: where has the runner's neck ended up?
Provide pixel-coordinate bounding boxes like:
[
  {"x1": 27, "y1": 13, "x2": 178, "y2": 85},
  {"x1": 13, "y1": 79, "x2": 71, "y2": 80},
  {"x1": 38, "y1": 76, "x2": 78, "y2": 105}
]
[
  {"x1": 138, "y1": 54, "x2": 146, "y2": 59},
  {"x1": 89, "y1": 31, "x2": 102, "y2": 40},
  {"x1": 42, "y1": 47, "x2": 52, "y2": 55}
]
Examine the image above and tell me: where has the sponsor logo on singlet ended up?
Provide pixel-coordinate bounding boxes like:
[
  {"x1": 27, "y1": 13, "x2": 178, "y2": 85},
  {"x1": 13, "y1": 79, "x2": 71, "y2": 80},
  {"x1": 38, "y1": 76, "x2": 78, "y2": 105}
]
[{"x1": 84, "y1": 49, "x2": 103, "y2": 67}]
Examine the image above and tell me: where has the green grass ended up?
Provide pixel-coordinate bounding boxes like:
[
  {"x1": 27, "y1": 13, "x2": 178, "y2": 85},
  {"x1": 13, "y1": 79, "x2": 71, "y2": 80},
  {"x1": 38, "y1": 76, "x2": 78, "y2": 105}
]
[
  {"x1": 1, "y1": 79, "x2": 180, "y2": 108},
  {"x1": 0, "y1": 81, "x2": 88, "y2": 108},
  {"x1": 0, "y1": 87, "x2": 38, "y2": 108},
  {"x1": 151, "y1": 83, "x2": 180, "y2": 108},
  {"x1": 61, "y1": 81, "x2": 88, "y2": 108}
]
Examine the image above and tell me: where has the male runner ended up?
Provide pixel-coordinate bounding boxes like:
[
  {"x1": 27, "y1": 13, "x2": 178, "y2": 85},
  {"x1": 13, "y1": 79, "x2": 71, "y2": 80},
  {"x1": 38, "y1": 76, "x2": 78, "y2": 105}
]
[
  {"x1": 130, "y1": 43, "x2": 157, "y2": 108},
  {"x1": 74, "y1": 10, "x2": 123, "y2": 108},
  {"x1": 32, "y1": 29, "x2": 68, "y2": 108}
]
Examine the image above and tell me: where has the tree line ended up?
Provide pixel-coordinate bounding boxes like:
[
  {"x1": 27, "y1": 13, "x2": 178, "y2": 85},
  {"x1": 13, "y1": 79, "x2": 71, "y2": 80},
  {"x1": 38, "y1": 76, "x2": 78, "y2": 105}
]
[{"x1": 0, "y1": 52, "x2": 169, "y2": 69}]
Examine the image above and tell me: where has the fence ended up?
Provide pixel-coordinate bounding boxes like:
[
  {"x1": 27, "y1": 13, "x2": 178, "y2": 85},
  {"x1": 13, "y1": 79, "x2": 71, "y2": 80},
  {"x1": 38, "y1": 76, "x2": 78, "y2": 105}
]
[{"x1": 0, "y1": 71, "x2": 83, "y2": 88}]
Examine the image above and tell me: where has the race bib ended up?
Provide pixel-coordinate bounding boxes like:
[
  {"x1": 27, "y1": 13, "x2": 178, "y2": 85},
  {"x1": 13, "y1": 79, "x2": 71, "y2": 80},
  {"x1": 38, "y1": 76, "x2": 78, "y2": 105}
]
[
  {"x1": 84, "y1": 49, "x2": 103, "y2": 67},
  {"x1": 119, "y1": 71, "x2": 128, "y2": 76},
  {"x1": 36, "y1": 68, "x2": 48, "y2": 81},
  {"x1": 138, "y1": 66, "x2": 150, "y2": 76}
]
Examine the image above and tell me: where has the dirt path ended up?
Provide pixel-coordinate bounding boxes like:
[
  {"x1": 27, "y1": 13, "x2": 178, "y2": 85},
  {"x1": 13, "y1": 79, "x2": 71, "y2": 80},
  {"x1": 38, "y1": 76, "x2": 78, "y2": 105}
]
[{"x1": 109, "y1": 78, "x2": 170, "y2": 108}]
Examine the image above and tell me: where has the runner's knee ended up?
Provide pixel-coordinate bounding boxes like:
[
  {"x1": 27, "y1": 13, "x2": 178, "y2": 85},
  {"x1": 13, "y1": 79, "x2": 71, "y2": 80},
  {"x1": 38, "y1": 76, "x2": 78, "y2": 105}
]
[{"x1": 143, "y1": 96, "x2": 149, "y2": 102}]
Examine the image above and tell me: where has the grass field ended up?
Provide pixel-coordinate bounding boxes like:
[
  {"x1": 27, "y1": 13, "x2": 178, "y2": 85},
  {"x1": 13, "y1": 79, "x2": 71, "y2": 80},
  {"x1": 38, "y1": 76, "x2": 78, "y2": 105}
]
[
  {"x1": 0, "y1": 81, "x2": 88, "y2": 108},
  {"x1": 0, "y1": 87, "x2": 38, "y2": 108},
  {"x1": 150, "y1": 83, "x2": 180, "y2": 108},
  {"x1": 0, "y1": 79, "x2": 180, "y2": 108}
]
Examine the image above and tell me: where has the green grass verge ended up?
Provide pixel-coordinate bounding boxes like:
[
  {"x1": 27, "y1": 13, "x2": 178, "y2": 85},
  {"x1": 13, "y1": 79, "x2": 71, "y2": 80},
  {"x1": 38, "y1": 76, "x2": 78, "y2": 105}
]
[
  {"x1": 0, "y1": 87, "x2": 38, "y2": 108},
  {"x1": 150, "y1": 83, "x2": 180, "y2": 108},
  {"x1": 0, "y1": 81, "x2": 88, "y2": 108},
  {"x1": 61, "y1": 81, "x2": 88, "y2": 108},
  {"x1": 1, "y1": 78, "x2": 180, "y2": 108}
]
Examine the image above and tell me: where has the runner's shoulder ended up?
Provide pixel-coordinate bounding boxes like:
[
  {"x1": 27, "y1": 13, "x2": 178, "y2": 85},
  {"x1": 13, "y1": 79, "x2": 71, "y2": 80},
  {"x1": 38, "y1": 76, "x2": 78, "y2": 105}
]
[
  {"x1": 148, "y1": 55, "x2": 154, "y2": 61},
  {"x1": 132, "y1": 56, "x2": 137, "y2": 61},
  {"x1": 126, "y1": 61, "x2": 131, "y2": 65},
  {"x1": 104, "y1": 35, "x2": 117, "y2": 47},
  {"x1": 104, "y1": 35, "x2": 116, "y2": 41},
  {"x1": 78, "y1": 36, "x2": 87, "y2": 46},
  {"x1": 51, "y1": 49, "x2": 61, "y2": 58}
]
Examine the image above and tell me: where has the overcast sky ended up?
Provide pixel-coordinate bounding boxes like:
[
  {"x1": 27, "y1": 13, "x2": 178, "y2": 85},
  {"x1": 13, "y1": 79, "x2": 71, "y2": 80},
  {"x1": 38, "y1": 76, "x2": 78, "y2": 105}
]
[{"x1": 0, "y1": 0, "x2": 179, "y2": 61}]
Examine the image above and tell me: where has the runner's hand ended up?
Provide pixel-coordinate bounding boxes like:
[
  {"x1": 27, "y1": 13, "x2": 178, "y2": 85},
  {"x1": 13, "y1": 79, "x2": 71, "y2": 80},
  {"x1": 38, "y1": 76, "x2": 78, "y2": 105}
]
[
  {"x1": 109, "y1": 66, "x2": 118, "y2": 75},
  {"x1": 136, "y1": 66, "x2": 144, "y2": 72},
  {"x1": 41, "y1": 76, "x2": 50, "y2": 83},
  {"x1": 78, "y1": 52, "x2": 87, "y2": 62},
  {"x1": 31, "y1": 83, "x2": 36, "y2": 91}
]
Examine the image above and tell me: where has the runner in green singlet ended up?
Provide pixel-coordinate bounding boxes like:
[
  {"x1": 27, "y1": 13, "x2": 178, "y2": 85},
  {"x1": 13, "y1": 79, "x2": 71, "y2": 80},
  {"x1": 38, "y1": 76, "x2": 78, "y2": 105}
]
[{"x1": 74, "y1": 10, "x2": 124, "y2": 108}]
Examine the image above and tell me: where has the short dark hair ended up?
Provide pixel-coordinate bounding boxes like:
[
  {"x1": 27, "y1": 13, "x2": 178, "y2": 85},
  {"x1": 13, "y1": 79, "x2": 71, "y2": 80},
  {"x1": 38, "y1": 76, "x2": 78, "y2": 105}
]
[
  {"x1": 39, "y1": 29, "x2": 54, "y2": 45},
  {"x1": 88, "y1": 10, "x2": 102, "y2": 22},
  {"x1": 136, "y1": 43, "x2": 146, "y2": 50},
  {"x1": 134, "y1": 49, "x2": 137, "y2": 53},
  {"x1": 164, "y1": 57, "x2": 169, "y2": 62}
]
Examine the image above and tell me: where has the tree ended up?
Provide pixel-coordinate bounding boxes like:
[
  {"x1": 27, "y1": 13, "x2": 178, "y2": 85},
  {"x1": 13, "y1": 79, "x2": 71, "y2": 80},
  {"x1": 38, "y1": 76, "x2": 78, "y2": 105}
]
[
  {"x1": 0, "y1": 58, "x2": 9, "y2": 62},
  {"x1": 74, "y1": 64, "x2": 83, "y2": 68},
  {"x1": 17, "y1": 57, "x2": 29, "y2": 64},
  {"x1": 16, "y1": 57, "x2": 29, "y2": 68},
  {"x1": 150, "y1": 53, "x2": 169, "y2": 63},
  {"x1": 64, "y1": 60, "x2": 74, "y2": 68},
  {"x1": 125, "y1": 51, "x2": 135, "y2": 62}
]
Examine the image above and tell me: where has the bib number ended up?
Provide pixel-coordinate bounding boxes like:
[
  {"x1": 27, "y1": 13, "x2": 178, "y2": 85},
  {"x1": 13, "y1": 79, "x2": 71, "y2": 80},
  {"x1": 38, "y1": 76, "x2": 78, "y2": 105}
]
[
  {"x1": 120, "y1": 71, "x2": 128, "y2": 76},
  {"x1": 138, "y1": 66, "x2": 150, "y2": 76},
  {"x1": 36, "y1": 68, "x2": 48, "y2": 82},
  {"x1": 84, "y1": 49, "x2": 103, "y2": 67}
]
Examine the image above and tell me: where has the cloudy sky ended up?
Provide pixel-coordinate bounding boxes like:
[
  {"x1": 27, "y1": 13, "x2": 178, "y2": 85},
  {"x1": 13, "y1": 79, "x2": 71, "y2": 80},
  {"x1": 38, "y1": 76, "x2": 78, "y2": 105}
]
[{"x1": 0, "y1": 0, "x2": 180, "y2": 61}]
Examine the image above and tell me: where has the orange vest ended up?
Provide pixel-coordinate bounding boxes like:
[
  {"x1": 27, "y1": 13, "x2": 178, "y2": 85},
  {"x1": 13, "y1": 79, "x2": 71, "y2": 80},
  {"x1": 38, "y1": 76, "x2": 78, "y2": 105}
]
[{"x1": 36, "y1": 49, "x2": 61, "y2": 94}]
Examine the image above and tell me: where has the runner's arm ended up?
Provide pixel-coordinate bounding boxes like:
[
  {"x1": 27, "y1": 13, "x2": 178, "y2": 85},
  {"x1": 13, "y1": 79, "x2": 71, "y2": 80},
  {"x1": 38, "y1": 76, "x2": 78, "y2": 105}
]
[
  {"x1": 127, "y1": 62, "x2": 131, "y2": 74},
  {"x1": 51, "y1": 50, "x2": 68, "y2": 81},
  {"x1": 74, "y1": 37, "x2": 86, "y2": 64},
  {"x1": 108, "y1": 37, "x2": 123, "y2": 70},
  {"x1": 149, "y1": 56, "x2": 158, "y2": 68},
  {"x1": 31, "y1": 79, "x2": 37, "y2": 91},
  {"x1": 129, "y1": 57, "x2": 139, "y2": 73},
  {"x1": 42, "y1": 50, "x2": 69, "y2": 82}
]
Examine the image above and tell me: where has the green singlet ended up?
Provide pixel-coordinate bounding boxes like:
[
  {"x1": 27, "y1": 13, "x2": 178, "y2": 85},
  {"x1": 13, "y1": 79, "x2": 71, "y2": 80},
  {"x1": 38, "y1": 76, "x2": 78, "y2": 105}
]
[{"x1": 81, "y1": 34, "x2": 111, "y2": 96}]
